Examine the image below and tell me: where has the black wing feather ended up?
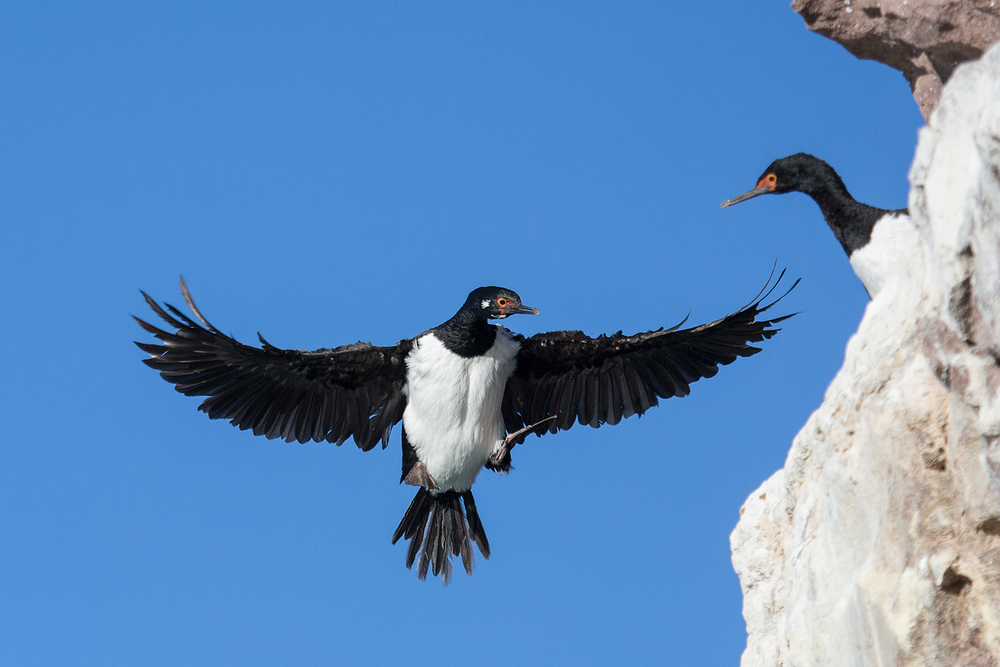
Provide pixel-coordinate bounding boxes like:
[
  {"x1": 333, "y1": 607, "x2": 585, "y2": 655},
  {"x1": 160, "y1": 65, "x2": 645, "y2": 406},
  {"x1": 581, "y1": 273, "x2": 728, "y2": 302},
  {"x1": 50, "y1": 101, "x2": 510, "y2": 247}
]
[
  {"x1": 504, "y1": 272, "x2": 797, "y2": 436},
  {"x1": 134, "y1": 278, "x2": 412, "y2": 451}
]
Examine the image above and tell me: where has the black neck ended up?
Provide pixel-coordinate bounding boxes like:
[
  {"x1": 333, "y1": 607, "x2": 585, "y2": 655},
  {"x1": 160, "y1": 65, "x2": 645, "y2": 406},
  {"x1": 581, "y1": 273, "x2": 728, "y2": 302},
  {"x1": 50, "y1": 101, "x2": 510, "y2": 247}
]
[
  {"x1": 433, "y1": 309, "x2": 497, "y2": 358},
  {"x1": 804, "y1": 182, "x2": 904, "y2": 256}
]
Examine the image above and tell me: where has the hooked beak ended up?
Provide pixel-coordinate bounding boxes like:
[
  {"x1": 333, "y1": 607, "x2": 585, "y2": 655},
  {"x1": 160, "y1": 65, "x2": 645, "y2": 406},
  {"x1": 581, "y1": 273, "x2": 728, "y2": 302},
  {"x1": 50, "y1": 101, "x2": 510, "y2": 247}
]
[
  {"x1": 505, "y1": 303, "x2": 540, "y2": 317},
  {"x1": 721, "y1": 185, "x2": 773, "y2": 208}
]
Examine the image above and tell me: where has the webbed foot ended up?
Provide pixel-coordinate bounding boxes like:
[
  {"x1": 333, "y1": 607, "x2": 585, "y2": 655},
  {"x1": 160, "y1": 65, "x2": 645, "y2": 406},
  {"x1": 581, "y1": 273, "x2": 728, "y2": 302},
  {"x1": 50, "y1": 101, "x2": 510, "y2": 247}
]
[{"x1": 403, "y1": 461, "x2": 440, "y2": 490}]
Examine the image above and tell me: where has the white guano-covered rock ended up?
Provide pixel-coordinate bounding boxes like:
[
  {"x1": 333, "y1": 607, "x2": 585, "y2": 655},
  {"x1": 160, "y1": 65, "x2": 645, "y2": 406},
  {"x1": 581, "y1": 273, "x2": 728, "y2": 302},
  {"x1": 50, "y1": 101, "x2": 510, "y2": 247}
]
[{"x1": 731, "y1": 42, "x2": 1000, "y2": 667}]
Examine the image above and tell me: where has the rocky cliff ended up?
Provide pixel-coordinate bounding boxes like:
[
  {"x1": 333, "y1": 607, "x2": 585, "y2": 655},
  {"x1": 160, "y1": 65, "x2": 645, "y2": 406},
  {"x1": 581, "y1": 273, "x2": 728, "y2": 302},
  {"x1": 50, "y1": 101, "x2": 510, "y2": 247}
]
[
  {"x1": 731, "y1": 43, "x2": 1000, "y2": 667},
  {"x1": 792, "y1": 0, "x2": 1000, "y2": 120}
]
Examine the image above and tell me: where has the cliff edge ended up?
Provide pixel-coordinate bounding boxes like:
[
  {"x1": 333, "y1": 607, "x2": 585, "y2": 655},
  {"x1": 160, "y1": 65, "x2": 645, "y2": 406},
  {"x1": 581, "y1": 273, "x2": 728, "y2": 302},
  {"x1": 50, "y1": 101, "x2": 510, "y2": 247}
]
[{"x1": 731, "y1": 42, "x2": 1000, "y2": 667}]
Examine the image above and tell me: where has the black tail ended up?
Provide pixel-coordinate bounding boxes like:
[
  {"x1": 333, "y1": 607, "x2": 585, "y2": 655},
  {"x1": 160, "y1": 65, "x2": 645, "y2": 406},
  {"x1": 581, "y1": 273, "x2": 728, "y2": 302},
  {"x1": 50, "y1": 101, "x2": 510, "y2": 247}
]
[{"x1": 391, "y1": 489, "x2": 490, "y2": 584}]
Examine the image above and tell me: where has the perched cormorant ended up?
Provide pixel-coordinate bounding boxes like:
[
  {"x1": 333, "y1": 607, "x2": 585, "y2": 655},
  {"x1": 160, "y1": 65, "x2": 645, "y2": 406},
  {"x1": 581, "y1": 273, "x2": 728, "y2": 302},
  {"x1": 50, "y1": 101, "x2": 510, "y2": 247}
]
[{"x1": 722, "y1": 153, "x2": 916, "y2": 298}]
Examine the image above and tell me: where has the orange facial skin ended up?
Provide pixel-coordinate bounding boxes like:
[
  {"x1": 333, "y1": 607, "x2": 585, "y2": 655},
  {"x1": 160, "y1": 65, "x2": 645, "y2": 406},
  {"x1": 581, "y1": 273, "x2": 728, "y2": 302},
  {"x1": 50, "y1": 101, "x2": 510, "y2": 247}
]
[{"x1": 756, "y1": 173, "x2": 778, "y2": 191}]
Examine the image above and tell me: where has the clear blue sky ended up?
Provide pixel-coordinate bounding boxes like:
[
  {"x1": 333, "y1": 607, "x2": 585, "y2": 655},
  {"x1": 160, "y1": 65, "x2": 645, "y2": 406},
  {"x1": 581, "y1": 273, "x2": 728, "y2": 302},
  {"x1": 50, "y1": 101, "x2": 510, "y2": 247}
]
[{"x1": 2, "y1": 3, "x2": 923, "y2": 665}]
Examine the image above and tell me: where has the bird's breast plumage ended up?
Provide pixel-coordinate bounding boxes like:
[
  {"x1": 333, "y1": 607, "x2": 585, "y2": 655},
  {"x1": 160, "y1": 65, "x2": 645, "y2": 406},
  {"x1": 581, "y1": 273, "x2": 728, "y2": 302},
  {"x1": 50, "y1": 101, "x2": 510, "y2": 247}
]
[
  {"x1": 402, "y1": 327, "x2": 521, "y2": 491},
  {"x1": 848, "y1": 212, "x2": 919, "y2": 298}
]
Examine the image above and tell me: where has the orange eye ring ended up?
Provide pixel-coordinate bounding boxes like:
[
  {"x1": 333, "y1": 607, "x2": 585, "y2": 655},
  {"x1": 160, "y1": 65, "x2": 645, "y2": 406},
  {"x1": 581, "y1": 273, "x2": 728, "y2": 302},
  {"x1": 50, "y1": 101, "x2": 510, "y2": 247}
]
[
  {"x1": 497, "y1": 298, "x2": 509, "y2": 307},
  {"x1": 756, "y1": 173, "x2": 778, "y2": 191}
]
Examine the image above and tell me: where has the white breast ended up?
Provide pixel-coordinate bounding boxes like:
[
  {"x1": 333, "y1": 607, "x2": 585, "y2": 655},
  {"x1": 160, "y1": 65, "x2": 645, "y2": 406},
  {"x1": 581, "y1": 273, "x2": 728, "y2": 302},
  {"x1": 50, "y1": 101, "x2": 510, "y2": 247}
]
[
  {"x1": 402, "y1": 327, "x2": 521, "y2": 492},
  {"x1": 848, "y1": 213, "x2": 919, "y2": 298}
]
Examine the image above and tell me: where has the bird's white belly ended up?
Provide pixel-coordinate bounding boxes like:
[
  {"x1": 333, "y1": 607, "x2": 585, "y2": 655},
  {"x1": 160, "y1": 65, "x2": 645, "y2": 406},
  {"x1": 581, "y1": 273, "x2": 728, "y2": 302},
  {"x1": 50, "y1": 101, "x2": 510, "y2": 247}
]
[
  {"x1": 402, "y1": 328, "x2": 520, "y2": 492},
  {"x1": 849, "y1": 213, "x2": 918, "y2": 298}
]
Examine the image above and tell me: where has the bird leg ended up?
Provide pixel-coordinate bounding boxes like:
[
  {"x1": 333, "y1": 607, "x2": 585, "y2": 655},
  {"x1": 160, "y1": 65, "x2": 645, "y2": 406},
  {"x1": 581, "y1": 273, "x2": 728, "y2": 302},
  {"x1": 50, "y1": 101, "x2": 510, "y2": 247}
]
[
  {"x1": 486, "y1": 416, "x2": 557, "y2": 474},
  {"x1": 403, "y1": 461, "x2": 440, "y2": 490}
]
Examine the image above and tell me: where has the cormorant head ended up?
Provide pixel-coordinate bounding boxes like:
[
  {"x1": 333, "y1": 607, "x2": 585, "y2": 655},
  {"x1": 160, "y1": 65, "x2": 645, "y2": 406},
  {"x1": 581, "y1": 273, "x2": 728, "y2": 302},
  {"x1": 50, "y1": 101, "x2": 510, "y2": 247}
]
[
  {"x1": 721, "y1": 153, "x2": 842, "y2": 207},
  {"x1": 463, "y1": 287, "x2": 539, "y2": 320}
]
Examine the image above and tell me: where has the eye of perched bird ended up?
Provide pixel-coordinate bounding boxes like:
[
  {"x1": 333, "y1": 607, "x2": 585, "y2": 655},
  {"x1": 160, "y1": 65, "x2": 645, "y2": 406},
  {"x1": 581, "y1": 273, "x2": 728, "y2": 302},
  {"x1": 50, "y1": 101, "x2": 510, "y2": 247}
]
[{"x1": 758, "y1": 173, "x2": 777, "y2": 190}]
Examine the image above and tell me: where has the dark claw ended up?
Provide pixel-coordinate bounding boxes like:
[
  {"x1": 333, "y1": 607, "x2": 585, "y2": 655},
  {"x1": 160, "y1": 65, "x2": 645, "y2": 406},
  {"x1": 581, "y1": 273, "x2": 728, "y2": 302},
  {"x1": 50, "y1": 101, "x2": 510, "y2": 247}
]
[{"x1": 486, "y1": 446, "x2": 512, "y2": 474}]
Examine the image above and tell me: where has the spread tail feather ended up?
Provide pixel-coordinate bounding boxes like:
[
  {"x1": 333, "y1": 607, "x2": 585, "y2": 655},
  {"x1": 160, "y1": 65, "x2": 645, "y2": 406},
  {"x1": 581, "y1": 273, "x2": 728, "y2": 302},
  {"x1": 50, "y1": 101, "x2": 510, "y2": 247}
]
[{"x1": 391, "y1": 489, "x2": 490, "y2": 584}]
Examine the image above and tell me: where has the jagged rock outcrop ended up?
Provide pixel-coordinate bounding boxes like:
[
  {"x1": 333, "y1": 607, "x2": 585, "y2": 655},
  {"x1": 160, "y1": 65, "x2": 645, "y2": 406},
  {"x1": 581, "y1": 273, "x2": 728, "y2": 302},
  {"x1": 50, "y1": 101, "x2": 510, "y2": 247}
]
[
  {"x1": 792, "y1": 0, "x2": 1000, "y2": 120},
  {"x1": 731, "y1": 43, "x2": 1000, "y2": 667}
]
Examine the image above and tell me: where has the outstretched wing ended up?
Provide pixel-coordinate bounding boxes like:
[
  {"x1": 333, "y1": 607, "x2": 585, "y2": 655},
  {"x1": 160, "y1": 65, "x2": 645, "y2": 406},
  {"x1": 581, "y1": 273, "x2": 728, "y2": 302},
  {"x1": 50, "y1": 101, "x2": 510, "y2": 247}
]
[
  {"x1": 134, "y1": 278, "x2": 412, "y2": 451},
  {"x1": 503, "y1": 272, "x2": 797, "y2": 436}
]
